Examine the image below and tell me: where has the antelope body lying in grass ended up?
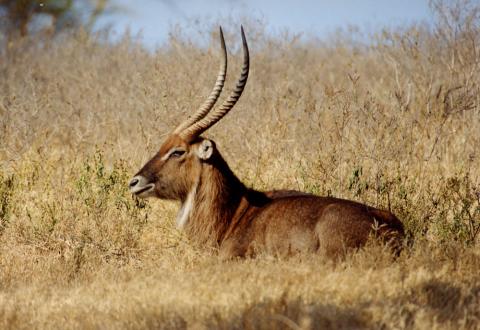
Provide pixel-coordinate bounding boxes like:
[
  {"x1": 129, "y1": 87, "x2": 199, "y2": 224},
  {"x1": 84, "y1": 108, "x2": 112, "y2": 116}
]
[{"x1": 129, "y1": 27, "x2": 404, "y2": 259}]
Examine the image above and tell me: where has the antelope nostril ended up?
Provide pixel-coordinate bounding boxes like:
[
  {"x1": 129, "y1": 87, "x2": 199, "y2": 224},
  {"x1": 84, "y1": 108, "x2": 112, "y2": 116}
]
[{"x1": 129, "y1": 178, "x2": 139, "y2": 188}]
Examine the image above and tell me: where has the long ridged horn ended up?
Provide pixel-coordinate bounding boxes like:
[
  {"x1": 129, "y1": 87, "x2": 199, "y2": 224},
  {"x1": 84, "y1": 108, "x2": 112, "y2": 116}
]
[
  {"x1": 173, "y1": 27, "x2": 228, "y2": 134},
  {"x1": 180, "y1": 25, "x2": 249, "y2": 140}
]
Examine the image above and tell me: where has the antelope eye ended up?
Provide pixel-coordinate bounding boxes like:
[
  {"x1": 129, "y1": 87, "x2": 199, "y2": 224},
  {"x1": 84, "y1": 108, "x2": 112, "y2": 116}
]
[{"x1": 170, "y1": 149, "x2": 186, "y2": 158}]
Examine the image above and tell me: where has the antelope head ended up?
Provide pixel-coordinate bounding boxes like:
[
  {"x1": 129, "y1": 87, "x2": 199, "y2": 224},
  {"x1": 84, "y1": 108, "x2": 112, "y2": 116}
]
[{"x1": 129, "y1": 26, "x2": 249, "y2": 203}]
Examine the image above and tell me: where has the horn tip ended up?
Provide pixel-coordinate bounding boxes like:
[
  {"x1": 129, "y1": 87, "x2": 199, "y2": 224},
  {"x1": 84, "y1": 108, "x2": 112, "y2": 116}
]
[
  {"x1": 240, "y1": 25, "x2": 248, "y2": 49},
  {"x1": 219, "y1": 26, "x2": 226, "y2": 49}
]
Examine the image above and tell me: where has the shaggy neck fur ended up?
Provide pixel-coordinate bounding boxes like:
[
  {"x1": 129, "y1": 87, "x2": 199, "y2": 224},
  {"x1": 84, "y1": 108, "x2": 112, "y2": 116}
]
[
  {"x1": 183, "y1": 152, "x2": 246, "y2": 248},
  {"x1": 176, "y1": 180, "x2": 198, "y2": 228}
]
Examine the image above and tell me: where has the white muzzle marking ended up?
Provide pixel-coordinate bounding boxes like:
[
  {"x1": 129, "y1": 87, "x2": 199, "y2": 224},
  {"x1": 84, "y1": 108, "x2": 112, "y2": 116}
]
[{"x1": 129, "y1": 175, "x2": 155, "y2": 198}]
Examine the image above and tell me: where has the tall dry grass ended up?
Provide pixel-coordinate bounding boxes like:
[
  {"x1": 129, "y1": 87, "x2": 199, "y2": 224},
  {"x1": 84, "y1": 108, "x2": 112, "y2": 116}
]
[{"x1": 1, "y1": 2, "x2": 480, "y2": 329}]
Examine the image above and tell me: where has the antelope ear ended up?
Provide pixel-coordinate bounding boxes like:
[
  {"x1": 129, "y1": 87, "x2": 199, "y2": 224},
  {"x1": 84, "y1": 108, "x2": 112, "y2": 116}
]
[{"x1": 195, "y1": 139, "x2": 214, "y2": 160}]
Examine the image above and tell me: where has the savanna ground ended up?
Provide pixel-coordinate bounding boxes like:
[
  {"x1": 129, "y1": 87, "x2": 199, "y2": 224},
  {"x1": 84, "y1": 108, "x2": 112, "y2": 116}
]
[{"x1": 1, "y1": 2, "x2": 480, "y2": 329}]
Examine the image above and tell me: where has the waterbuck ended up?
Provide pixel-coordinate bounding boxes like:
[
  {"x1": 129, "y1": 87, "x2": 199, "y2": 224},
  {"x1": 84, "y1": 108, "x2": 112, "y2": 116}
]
[{"x1": 129, "y1": 27, "x2": 404, "y2": 259}]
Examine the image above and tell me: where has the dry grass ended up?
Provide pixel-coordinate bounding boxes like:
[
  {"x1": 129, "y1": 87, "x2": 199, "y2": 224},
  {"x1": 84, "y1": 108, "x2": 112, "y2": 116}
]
[{"x1": 1, "y1": 2, "x2": 480, "y2": 329}]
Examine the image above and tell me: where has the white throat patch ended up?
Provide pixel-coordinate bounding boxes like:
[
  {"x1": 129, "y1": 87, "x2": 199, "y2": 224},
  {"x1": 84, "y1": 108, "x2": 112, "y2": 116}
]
[{"x1": 176, "y1": 182, "x2": 198, "y2": 229}]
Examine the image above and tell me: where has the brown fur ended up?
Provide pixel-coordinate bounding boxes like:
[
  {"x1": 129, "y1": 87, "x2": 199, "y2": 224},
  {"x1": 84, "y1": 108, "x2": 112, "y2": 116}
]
[{"x1": 132, "y1": 135, "x2": 405, "y2": 259}]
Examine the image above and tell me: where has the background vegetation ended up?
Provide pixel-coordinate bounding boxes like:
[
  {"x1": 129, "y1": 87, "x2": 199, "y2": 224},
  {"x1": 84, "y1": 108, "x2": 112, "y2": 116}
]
[
  {"x1": 0, "y1": 0, "x2": 110, "y2": 38},
  {"x1": 0, "y1": 1, "x2": 479, "y2": 329}
]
